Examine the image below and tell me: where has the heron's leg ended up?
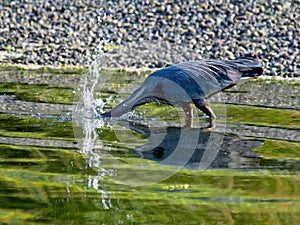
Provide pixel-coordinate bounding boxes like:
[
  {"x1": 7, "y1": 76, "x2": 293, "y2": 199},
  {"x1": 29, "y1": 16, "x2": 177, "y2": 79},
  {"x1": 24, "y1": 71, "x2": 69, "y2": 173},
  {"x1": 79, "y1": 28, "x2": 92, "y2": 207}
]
[
  {"x1": 182, "y1": 103, "x2": 193, "y2": 128},
  {"x1": 192, "y1": 98, "x2": 216, "y2": 129}
]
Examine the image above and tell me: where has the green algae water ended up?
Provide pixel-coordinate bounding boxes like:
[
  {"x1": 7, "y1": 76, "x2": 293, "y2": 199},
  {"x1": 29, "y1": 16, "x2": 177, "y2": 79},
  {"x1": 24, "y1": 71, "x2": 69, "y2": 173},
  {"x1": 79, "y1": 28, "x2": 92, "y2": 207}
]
[{"x1": 0, "y1": 66, "x2": 299, "y2": 224}]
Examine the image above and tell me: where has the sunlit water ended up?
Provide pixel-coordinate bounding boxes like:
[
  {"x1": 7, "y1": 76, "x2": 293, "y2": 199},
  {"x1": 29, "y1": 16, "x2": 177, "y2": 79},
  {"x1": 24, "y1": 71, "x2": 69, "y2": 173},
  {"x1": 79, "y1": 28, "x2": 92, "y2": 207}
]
[{"x1": 0, "y1": 62, "x2": 299, "y2": 224}]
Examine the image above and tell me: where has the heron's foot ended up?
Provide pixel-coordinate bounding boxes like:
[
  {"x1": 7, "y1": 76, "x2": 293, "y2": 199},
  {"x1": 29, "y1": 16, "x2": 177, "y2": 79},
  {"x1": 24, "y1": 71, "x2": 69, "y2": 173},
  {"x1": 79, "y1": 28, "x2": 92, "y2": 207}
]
[{"x1": 204, "y1": 116, "x2": 216, "y2": 132}]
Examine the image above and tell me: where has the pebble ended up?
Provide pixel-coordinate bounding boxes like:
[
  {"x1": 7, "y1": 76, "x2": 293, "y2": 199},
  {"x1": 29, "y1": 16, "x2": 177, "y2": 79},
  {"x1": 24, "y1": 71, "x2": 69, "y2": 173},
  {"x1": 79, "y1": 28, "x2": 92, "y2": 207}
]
[{"x1": 0, "y1": 0, "x2": 299, "y2": 77}]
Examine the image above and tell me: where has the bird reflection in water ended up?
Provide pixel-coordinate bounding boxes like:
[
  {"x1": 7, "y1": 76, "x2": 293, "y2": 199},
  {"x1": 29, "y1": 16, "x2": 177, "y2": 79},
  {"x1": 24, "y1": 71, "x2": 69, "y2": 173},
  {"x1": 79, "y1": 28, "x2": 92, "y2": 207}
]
[{"x1": 128, "y1": 122, "x2": 264, "y2": 170}]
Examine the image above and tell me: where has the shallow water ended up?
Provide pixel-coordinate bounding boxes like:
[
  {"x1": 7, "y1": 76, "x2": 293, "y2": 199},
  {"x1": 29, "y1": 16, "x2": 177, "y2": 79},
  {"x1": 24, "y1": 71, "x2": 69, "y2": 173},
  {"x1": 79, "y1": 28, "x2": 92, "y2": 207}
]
[{"x1": 0, "y1": 67, "x2": 299, "y2": 224}]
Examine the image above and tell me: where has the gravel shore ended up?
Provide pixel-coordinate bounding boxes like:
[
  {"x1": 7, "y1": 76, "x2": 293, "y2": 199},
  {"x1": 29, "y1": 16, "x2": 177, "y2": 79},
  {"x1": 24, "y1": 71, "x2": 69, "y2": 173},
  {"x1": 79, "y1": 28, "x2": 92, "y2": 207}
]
[{"x1": 0, "y1": 0, "x2": 299, "y2": 77}]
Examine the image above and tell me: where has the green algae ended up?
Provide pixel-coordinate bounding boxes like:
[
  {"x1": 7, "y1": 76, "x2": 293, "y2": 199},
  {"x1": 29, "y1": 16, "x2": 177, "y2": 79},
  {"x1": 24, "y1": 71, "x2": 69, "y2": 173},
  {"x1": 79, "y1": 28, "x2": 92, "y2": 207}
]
[
  {"x1": 225, "y1": 104, "x2": 300, "y2": 129},
  {"x1": 0, "y1": 83, "x2": 75, "y2": 104},
  {"x1": 255, "y1": 140, "x2": 300, "y2": 159},
  {"x1": 0, "y1": 114, "x2": 74, "y2": 140}
]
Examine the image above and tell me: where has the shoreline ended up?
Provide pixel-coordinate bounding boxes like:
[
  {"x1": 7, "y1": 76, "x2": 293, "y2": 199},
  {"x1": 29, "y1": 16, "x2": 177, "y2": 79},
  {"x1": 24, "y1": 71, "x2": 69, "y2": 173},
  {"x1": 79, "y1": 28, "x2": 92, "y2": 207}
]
[
  {"x1": 1, "y1": 63, "x2": 299, "y2": 83},
  {"x1": 0, "y1": 1, "x2": 299, "y2": 78}
]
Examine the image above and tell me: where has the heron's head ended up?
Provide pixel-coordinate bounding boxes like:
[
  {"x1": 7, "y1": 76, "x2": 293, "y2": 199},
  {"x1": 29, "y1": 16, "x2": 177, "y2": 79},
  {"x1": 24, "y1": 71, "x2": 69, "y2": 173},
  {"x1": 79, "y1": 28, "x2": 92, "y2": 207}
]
[{"x1": 236, "y1": 57, "x2": 263, "y2": 80}]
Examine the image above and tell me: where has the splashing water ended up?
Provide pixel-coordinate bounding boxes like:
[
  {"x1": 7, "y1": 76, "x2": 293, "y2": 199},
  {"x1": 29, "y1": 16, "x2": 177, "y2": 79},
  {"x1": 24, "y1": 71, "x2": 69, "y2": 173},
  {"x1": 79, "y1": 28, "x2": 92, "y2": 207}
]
[
  {"x1": 73, "y1": 42, "x2": 112, "y2": 171},
  {"x1": 73, "y1": 40, "x2": 115, "y2": 208},
  {"x1": 73, "y1": 2, "x2": 127, "y2": 202},
  {"x1": 73, "y1": 0, "x2": 120, "y2": 178},
  {"x1": 72, "y1": 3, "x2": 119, "y2": 206}
]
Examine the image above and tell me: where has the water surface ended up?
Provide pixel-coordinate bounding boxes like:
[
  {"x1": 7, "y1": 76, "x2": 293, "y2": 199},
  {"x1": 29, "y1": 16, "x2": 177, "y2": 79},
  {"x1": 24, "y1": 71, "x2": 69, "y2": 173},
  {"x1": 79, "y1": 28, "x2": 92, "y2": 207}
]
[{"x1": 0, "y1": 67, "x2": 299, "y2": 224}]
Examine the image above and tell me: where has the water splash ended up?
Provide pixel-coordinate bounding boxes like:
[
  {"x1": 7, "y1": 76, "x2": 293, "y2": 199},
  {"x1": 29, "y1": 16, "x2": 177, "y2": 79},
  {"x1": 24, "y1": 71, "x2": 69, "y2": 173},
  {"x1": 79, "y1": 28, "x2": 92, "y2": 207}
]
[
  {"x1": 72, "y1": 40, "x2": 115, "y2": 208},
  {"x1": 73, "y1": 0, "x2": 120, "y2": 174},
  {"x1": 72, "y1": 3, "x2": 119, "y2": 207}
]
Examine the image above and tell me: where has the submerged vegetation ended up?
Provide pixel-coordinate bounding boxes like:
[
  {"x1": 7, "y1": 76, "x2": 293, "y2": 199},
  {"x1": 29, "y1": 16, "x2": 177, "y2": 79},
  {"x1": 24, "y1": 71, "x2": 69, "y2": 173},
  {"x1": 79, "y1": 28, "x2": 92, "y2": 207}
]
[
  {"x1": 0, "y1": 114, "x2": 74, "y2": 140},
  {"x1": 226, "y1": 104, "x2": 300, "y2": 129},
  {"x1": 0, "y1": 63, "x2": 86, "y2": 75},
  {"x1": 255, "y1": 139, "x2": 300, "y2": 159},
  {"x1": 0, "y1": 83, "x2": 75, "y2": 104},
  {"x1": 0, "y1": 139, "x2": 299, "y2": 224}
]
